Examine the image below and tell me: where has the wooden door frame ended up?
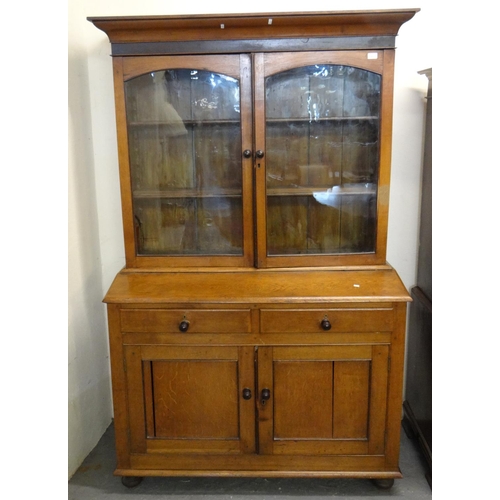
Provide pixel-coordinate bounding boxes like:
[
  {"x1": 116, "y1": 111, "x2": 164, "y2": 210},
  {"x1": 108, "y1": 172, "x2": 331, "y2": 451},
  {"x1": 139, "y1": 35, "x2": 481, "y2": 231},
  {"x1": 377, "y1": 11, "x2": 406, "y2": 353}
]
[
  {"x1": 254, "y1": 50, "x2": 394, "y2": 268},
  {"x1": 113, "y1": 54, "x2": 254, "y2": 269}
]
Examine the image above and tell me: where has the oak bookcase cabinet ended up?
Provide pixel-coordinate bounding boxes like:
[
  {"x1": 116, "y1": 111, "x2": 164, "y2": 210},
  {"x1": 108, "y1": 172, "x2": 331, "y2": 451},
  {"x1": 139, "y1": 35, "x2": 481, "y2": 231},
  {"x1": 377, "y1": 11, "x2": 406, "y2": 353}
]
[{"x1": 88, "y1": 9, "x2": 418, "y2": 489}]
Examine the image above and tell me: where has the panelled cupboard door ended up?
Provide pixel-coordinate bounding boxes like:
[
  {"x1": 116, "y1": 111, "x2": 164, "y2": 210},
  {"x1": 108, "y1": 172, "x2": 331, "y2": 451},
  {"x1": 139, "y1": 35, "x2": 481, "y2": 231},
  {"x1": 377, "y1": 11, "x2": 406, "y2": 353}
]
[
  {"x1": 254, "y1": 51, "x2": 394, "y2": 268},
  {"x1": 114, "y1": 54, "x2": 254, "y2": 268},
  {"x1": 124, "y1": 345, "x2": 256, "y2": 455},
  {"x1": 257, "y1": 345, "x2": 389, "y2": 455}
]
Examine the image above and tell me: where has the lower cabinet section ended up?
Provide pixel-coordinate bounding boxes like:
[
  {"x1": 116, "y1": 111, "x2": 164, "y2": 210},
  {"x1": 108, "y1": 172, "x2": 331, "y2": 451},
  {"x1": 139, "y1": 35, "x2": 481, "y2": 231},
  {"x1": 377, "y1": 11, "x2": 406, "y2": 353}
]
[
  {"x1": 104, "y1": 270, "x2": 410, "y2": 483},
  {"x1": 124, "y1": 344, "x2": 390, "y2": 460}
]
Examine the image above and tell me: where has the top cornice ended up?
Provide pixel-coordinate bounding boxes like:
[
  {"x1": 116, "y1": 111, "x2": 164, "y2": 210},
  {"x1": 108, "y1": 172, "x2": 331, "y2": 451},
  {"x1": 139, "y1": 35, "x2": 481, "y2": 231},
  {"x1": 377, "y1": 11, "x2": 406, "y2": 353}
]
[{"x1": 87, "y1": 9, "x2": 420, "y2": 44}]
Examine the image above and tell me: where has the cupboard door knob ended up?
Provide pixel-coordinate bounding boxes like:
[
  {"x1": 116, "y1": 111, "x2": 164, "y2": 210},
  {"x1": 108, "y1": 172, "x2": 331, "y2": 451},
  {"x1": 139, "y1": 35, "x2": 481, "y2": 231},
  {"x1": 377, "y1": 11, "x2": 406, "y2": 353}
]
[
  {"x1": 255, "y1": 150, "x2": 264, "y2": 159},
  {"x1": 242, "y1": 388, "x2": 252, "y2": 400},
  {"x1": 321, "y1": 317, "x2": 331, "y2": 331},
  {"x1": 179, "y1": 319, "x2": 190, "y2": 332},
  {"x1": 243, "y1": 149, "x2": 252, "y2": 158},
  {"x1": 261, "y1": 388, "x2": 271, "y2": 405}
]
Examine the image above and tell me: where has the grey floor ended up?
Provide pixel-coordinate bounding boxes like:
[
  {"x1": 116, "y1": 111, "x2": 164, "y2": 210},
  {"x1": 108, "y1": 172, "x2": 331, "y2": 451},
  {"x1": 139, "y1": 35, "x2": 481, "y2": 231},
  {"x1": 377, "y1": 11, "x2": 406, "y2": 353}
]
[{"x1": 69, "y1": 423, "x2": 431, "y2": 499}]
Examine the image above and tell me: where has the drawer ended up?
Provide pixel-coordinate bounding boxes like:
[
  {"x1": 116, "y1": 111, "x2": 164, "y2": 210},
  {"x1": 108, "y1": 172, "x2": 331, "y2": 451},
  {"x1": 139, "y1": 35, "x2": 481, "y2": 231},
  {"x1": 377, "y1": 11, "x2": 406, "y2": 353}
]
[
  {"x1": 260, "y1": 308, "x2": 393, "y2": 333},
  {"x1": 120, "y1": 309, "x2": 252, "y2": 333}
]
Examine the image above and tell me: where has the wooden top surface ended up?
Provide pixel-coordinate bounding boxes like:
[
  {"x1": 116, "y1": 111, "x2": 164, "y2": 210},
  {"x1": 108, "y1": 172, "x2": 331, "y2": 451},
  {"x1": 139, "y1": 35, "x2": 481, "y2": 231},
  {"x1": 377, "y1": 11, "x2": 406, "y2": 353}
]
[
  {"x1": 104, "y1": 268, "x2": 411, "y2": 304},
  {"x1": 88, "y1": 10, "x2": 419, "y2": 44}
]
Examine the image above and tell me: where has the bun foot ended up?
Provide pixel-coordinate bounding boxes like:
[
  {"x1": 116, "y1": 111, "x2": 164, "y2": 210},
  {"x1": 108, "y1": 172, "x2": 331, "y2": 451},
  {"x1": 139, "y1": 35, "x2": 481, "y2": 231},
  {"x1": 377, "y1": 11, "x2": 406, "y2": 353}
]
[
  {"x1": 121, "y1": 476, "x2": 143, "y2": 488},
  {"x1": 372, "y1": 478, "x2": 395, "y2": 489}
]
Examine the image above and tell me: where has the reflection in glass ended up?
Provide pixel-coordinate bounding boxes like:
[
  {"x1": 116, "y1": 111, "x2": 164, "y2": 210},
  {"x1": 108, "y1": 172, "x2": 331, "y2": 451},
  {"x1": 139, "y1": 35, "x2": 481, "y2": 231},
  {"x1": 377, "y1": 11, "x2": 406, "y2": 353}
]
[
  {"x1": 125, "y1": 69, "x2": 243, "y2": 256},
  {"x1": 265, "y1": 65, "x2": 381, "y2": 255}
]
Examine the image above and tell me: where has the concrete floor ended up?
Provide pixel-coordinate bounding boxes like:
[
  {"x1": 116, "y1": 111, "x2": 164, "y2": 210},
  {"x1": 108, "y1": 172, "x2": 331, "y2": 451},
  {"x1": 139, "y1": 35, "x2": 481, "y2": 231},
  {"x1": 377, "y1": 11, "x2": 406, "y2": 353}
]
[{"x1": 69, "y1": 423, "x2": 431, "y2": 499}]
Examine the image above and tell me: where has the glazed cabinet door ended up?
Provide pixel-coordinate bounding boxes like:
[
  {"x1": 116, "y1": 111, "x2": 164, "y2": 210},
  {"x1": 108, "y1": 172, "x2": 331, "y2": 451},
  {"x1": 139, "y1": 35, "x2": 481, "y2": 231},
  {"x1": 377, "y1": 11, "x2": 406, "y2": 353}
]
[
  {"x1": 123, "y1": 345, "x2": 256, "y2": 455},
  {"x1": 257, "y1": 345, "x2": 389, "y2": 455},
  {"x1": 114, "y1": 54, "x2": 254, "y2": 268},
  {"x1": 254, "y1": 51, "x2": 394, "y2": 267}
]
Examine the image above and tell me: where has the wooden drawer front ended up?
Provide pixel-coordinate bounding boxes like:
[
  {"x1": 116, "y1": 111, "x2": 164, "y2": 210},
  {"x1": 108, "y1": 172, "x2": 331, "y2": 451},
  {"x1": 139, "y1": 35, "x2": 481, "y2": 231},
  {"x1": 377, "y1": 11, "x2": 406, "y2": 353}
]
[
  {"x1": 121, "y1": 309, "x2": 252, "y2": 333},
  {"x1": 260, "y1": 308, "x2": 393, "y2": 333}
]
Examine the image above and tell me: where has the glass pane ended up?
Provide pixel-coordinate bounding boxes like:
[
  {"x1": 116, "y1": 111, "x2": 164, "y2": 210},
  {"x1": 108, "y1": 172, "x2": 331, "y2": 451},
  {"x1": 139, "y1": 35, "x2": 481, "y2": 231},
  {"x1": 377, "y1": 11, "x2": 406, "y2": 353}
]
[
  {"x1": 265, "y1": 65, "x2": 380, "y2": 256},
  {"x1": 134, "y1": 197, "x2": 243, "y2": 255},
  {"x1": 125, "y1": 69, "x2": 243, "y2": 256}
]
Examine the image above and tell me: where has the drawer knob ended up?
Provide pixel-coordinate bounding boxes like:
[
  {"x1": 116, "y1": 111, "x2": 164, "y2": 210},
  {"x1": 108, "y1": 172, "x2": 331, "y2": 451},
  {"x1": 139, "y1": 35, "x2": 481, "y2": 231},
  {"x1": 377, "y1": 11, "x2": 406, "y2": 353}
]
[
  {"x1": 179, "y1": 319, "x2": 190, "y2": 332},
  {"x1": 321, "y1": 316, "x2": 331, "y2": 331},
  {"x1": 242, "y1": 388, "x2": 252, "y2": 400},
  {"x1": 261, "y1": 388, "x2": 271, "y2": 405}
]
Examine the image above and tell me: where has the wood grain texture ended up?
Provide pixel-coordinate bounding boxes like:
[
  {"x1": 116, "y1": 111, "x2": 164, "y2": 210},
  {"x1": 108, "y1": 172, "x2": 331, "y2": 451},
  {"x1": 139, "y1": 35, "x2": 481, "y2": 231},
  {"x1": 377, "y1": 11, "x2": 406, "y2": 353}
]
[
  {"x1": 260, "y1": 308, "x2": 393, "y2": 333},
  {"x1": 257, "y1": 347, "x2": 273, "y2": 455},
  {"x1": 333, "y1": 361, "x2": 370, "y2": 439},
  {"x1": 152, "y1": 359, "x2": 239, "y2": 439},
  {"x1": 112, "y1": 58, "x2": 137, "y2": 268},
  {"x1": 384, "y1": 302, "x2": 407, "y2": 468},
  {"x1": 273, "y1": 361, "x2": 333, "y2": 439},
  {"x1": 120, "y1": 308, "x2": 252, "y2": 333},
  {"x1": 88, "y1": 10, "x2": 419, "y2": 44},
  {"x1": 104, "y1": 268, "x2": 410, "y2": 304},
  {"x1": 115, "y1": 467, "x2": 401, "y2": 478},
  {"x1": 106, "y1": 304, "x2": 131, "y2": 469},
  {"x1": 128, "y1": 450, "x2": 391, "y2": 472}
]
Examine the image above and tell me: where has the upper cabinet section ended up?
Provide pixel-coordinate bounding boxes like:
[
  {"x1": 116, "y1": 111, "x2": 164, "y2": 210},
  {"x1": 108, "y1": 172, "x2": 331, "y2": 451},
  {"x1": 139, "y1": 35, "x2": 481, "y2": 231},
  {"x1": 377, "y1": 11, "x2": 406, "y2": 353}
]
[{"x1": 89, "y1": 10, "x2": 419, "y2": 269}]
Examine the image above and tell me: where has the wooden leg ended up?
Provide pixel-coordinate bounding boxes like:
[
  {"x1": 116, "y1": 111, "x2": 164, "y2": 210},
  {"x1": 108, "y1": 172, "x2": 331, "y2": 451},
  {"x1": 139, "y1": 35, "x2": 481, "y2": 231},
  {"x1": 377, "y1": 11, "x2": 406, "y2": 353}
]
[
  {"x1": 372, "y1": 478, "x2": 394, "y2": 489},
  {"x1": 121, "y1": 476, "x2": 143, "y2": 488}
]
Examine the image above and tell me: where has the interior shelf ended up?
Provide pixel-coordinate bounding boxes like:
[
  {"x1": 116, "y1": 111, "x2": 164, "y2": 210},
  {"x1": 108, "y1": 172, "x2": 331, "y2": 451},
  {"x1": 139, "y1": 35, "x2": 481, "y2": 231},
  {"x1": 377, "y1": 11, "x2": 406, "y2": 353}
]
[{"x1": 133, "y1": 188, "x2": 242, "y2": 199}]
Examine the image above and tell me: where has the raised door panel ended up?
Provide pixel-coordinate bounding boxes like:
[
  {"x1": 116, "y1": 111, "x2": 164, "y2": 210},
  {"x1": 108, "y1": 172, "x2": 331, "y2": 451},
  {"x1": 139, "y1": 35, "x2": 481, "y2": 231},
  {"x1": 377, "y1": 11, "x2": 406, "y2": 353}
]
[
  {"x1": 257, "y1": 345, "x2": 389, "y2": 455},
  {"x1": 124, "y1": 345, "x2": 256, "y2": 455}
]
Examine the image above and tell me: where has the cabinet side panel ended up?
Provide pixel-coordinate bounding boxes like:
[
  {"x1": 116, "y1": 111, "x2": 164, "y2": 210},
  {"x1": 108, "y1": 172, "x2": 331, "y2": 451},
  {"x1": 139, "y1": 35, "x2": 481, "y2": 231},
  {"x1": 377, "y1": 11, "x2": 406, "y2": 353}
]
[
  {"x1": 124, "y1": 346, "x2": 147, "y2": 453},
  {"x1": 107, "y1": 304, "x2": 131, "y2": 469},
  {"x1": 384, "y1": 302, "x2": 407, "y2": 467}
]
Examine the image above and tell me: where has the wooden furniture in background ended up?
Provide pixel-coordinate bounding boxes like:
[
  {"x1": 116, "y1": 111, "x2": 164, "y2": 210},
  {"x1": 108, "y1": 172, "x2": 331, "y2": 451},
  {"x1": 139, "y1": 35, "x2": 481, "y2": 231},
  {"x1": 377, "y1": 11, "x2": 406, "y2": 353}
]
[
  {"x1": 402, "y1": 68, "x2": 432, "y2": 487},
  {"x1": 88, "y1": 9, "x2": 419, "y2": 490}
]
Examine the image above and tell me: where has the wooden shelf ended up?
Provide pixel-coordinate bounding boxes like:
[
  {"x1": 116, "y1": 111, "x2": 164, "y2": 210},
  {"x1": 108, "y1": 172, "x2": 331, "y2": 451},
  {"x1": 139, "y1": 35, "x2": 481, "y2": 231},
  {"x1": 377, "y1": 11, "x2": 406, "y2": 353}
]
[
  {"x1": 266, "y1": 116, "x2": 379, "y2": 123},
  {"x1": 267, "y1": 185, "x2": 376, "y2": 197},
  {"x1": 133, "y1": 188, "x2": 242, "y2": 199},
  {"x1": 128, "y1": 119, "x2": 240, "y2": 127}
]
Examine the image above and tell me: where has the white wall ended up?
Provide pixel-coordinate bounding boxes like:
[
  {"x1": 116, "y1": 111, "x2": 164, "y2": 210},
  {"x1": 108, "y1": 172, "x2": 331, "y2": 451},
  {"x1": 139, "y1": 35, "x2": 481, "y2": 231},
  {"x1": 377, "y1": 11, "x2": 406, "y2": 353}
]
[
  {"x1": 68, "y1": 0, "x2": 114, "y2": 478},
  {"x1": 68, "y1": 0, "x2": 433, "y2": 478}
]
